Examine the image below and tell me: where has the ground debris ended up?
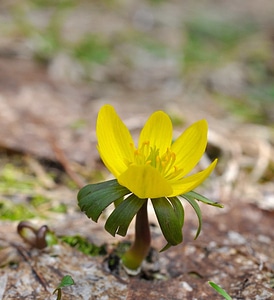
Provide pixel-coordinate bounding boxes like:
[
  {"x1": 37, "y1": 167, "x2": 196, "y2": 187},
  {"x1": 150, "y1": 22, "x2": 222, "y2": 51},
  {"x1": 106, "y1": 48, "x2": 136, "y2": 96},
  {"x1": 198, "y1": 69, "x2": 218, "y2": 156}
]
[{"x1": 0, "y1": 201, "x2": 273, "y2": 299}]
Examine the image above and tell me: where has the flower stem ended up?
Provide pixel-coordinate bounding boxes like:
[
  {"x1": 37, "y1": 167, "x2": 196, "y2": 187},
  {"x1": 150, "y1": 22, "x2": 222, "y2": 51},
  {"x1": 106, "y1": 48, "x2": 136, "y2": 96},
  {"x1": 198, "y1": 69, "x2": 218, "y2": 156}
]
[{"x1": 122, "y1": 199, "x2": 151, "y2": 274}]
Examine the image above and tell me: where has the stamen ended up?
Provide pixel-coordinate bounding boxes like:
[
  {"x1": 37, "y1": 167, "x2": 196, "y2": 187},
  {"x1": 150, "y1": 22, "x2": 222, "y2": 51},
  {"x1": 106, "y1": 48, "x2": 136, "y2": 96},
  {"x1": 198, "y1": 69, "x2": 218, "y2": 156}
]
[{"x1": 127, "y1": 142, "x2": 183, "y2": 180}]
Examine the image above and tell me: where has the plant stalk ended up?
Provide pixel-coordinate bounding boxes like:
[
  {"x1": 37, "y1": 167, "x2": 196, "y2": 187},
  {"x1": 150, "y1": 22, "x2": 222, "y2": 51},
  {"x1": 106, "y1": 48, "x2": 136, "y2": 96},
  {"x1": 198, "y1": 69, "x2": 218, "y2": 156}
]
[{"x1": 122, "y1": 199, "x2": 151, "y2": 274}]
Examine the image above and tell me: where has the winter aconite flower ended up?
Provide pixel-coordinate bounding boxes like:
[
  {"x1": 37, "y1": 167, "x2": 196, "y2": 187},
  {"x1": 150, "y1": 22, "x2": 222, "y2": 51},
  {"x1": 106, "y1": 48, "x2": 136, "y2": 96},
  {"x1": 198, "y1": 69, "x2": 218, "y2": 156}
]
[
  {"x1": 78, "y1": 104, "x2": 221, "y2": 274},
  {"x1": 96, "y1": 105, "x2": 217, "y2": 199}
]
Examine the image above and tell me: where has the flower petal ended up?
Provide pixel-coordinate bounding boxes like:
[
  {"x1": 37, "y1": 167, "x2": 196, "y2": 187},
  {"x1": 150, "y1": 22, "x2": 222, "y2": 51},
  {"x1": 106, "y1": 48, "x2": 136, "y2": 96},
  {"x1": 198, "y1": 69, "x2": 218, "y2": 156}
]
[
  {"x1": 118, "y1": 165, "x2": 172, "y2": 199},
  {"x1": 169, "y1": 159, "x2": 218, "y2": 196},
  {"x1": 171, "y1": 120, "x2": 208, "y2": 178},
  {"x1": 96, "y1": 105, "x2": 135, "y2": 178},
  {"x1": 139, "y1": 111, "x2": 172, "y2": 156}
]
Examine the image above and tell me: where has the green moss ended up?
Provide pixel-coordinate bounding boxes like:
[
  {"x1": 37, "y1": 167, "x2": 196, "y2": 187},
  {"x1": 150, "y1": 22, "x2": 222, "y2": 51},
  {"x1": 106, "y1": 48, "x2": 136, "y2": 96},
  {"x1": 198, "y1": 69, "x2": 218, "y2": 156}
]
[
  {"x1": 0, "y1": 162, "x2": 70, "y2": 220},
  {"x1": 73, "y1": 35, "x2": 110, "y2": 65},
  {"x1": 137, "y1": 37, "x2": 169, "y2": 58},
  {"x1": 30, "y1": 194, "x2": 50, "y2": 208},
  {"x1": 61, "y1": 235, "x2": 107, "y2": 256},
  {"x1": 147, "y1": 0, "x2": 166, "y2": 4},
  {"x1": 69, "y1": 119, "x2": 88, "y2": 130},
  {"x1": 30, "y1": 0, "x2": 76, "y2": 9},
  {"x1": 183, "y1": 18, "x2": 258, "y2": 70},
  {"x1": 32, "y1": 29, "x2": 63, "y2": 63},
  {"x1": 214, "y1": 92, "x2": 274, "y2": 124},
  {"x1": 0, "y1": 164, "x2": 36, "y2": 194},
  {"x1": 168, "y1": 113, "x2": 186, "y2": 127},
  {"x1": 0, "y1": 201, "x2": 35, "y2": 220},
  {"x1": 50, "y1": 203, "x2": 68, "y2": 213}
]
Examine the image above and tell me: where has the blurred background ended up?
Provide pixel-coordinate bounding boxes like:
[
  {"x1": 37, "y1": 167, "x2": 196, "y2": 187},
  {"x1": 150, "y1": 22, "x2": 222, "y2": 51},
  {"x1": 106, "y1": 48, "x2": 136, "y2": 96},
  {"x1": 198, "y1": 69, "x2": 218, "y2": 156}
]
[
  {"x1": 0, "y1": 0, "x2": 274, "y2": 203},
  {"x1": 0, "y1": 0, "x2": 274, "y2": 219},
  {"x1": 1, "y1": 0, "x2": 274, "y2": 112}
]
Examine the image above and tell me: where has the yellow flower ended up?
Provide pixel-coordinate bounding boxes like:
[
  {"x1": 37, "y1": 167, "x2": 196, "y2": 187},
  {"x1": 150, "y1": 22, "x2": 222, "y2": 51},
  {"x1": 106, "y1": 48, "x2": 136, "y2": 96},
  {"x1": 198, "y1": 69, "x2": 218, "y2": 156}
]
[{"x1": 97, "y1": 104, "x2": 217, "y2": 199}]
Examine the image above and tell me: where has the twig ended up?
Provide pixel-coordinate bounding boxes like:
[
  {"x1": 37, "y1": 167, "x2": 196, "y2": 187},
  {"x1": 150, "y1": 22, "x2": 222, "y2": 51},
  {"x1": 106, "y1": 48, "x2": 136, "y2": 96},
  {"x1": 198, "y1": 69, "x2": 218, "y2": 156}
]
[
  {"x1": 49, "y1": 134, "x2": 85, "y2": 189},
  {"x1": 0, "y1": 274, "x2": 8, "y2": 300},
  {"x1": 11, "y1": 243, "x2": 50, "y2": 293},
  {"x1": 21, "y1": 110, "x2": 85, "y2": 189}
]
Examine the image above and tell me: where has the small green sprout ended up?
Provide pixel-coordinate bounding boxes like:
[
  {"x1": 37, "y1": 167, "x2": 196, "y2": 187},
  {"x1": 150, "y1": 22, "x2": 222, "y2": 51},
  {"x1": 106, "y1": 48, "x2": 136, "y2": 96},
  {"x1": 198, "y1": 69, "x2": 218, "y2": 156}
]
[
  {"x1": 53, "y1": 275, "x2": 74, "y2": 300},
  {"x1": 17, "y1": 221, "x2": 58, "y2": 249},
  {"x1": 78, "y1": 105, "x2": 222, "y2": 274},
  {"x1": 208, "y1": 281, "x2": 232, "y2": 300}
]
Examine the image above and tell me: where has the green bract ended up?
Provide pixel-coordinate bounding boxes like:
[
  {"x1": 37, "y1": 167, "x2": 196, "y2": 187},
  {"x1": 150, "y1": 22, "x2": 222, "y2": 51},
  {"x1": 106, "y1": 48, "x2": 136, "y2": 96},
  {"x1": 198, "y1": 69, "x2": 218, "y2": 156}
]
[{"x1": 78, "y1": 180, "x2": 222, "y2": 248}]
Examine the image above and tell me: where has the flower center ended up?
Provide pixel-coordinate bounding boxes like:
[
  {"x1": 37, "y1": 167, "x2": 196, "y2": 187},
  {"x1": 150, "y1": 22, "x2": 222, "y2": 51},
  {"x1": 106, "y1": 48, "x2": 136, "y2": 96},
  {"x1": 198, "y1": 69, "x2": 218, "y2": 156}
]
[{"x1": 127, "y1": 141, "x2": 182, "y2": 179}]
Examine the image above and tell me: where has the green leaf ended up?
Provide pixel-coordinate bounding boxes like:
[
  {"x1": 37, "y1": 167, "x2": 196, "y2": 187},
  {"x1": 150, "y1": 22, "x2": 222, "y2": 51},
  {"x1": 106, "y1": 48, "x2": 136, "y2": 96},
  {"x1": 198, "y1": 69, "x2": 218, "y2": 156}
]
[
  {"x1": 105, "y1": 194, "x2": 146, "y2": 237},
  {"x1": 151, "y1": 197, "x2": 183, "y2": 246},
  {"x1": 208, "y1": 281, "x2": 232, "y2": 300},
  {"x1": 53, "y1": 275, "x2": 74, "y2": 300},
  {"x1": 56, "y1": 275, "x2": 74, "y2": 289},
  {"x1": 78, "y1": 179, "x2": 130, "y2": 222},
  {"x1": 182, "y1": 195, "x2": 202, "y2": 239},
  {"x1": 185, "y1": 191, "x2": 223, "y2": 208}
]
